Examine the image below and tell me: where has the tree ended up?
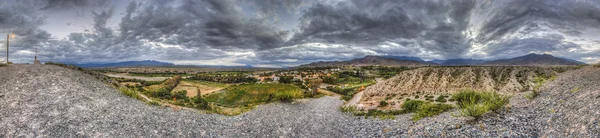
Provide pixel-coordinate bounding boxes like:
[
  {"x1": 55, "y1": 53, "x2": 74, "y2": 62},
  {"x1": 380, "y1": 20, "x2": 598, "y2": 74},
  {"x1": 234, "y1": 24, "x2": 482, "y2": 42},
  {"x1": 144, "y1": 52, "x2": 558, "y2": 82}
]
[
  {"x1": 306, "y1": 79, "x2": 322, "y2": 97},
  {"x1": 194, "y1": 95, "x2": 209, "y2": 109}
]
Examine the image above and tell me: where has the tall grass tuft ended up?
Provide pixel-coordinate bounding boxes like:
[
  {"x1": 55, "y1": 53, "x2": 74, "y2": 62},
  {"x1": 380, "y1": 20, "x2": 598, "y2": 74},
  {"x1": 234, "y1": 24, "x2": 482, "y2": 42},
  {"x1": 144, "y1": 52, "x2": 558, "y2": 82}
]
[
  {"x1": 452, "y1": 90, "x2": 510, "y2": 119},
  {"x1": 412, "y1": 103, "x2": 454, "y2": 121}
]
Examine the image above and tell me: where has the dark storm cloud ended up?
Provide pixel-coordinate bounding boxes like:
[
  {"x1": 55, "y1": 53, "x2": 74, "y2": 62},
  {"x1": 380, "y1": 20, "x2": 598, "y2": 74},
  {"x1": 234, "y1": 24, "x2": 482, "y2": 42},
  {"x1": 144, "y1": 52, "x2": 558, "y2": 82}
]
[
  {"x1": 482, "y1": 34, "x2": 581, "y2": 58},
  {"x1": 3, "y1": 0, "x2": 600, "y2": 66},
  {"x1": 119, "y1": 0, "x2": 288, "y2": 50},
  {"x1": 475, "y1": 0, "x2": 600, "y2": 44},
  {"x1": 288, "y1": 0, "x2": 477, "y2": 57},
  {"x1": 0, "y1": 0, "x2": 52, "y2": 54},
  {"x1": 40, "y1": 0, "x2": 109, "y2": 10}
]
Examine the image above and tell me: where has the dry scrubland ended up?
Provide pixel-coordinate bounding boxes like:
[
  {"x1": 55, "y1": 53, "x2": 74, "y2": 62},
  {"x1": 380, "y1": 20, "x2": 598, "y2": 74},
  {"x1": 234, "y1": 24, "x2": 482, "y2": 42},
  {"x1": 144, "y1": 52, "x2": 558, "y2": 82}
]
[
  {"x1": 360, "y1": 66, "x2": 575, "y2": 109},
  {"x1": 1, "y1": 64, "x2": 599, "y2": 137}
]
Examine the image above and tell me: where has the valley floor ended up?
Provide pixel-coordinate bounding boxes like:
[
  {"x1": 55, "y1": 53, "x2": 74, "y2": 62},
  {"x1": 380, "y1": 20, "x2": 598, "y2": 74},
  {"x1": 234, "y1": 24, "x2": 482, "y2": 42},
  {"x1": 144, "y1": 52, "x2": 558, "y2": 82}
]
[{"x1": 0, "y1": 65, "x2": 598, "y2": 137}]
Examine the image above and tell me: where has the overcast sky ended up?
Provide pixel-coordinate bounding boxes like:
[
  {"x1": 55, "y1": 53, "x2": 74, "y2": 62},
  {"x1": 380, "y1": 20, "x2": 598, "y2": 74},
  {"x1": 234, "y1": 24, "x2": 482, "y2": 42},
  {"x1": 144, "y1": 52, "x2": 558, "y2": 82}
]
[{"x1": 1, "y1": 0, "x2": 600, "y2": 67}]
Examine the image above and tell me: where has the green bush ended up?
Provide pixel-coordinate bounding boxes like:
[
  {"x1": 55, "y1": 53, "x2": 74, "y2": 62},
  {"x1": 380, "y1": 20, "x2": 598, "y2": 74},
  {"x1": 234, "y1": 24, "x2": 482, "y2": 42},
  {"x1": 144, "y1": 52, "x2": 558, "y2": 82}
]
[
  {"x1": 378, "y1": 100, "x2": 388, "y2": 107},
  {"x1": 173, "y1": 90, "x2": 188, "y2": 100},
  {"x1": 435, "y1": 96, "x2": 447, "y2": 102},
  {"x1": 459, "y1": 100, "x2": 489, "y2": 118},
  {"x1": 412, "y1": 103, "x2": 454, "y2": 121},
  {"x1": 401, "y1": 100, "x2": 425, "y2": 112},
  {"x1": 193, "y1": 96, "x2": 210, "y2": 109},
  {"x1": 452, "y1": 90, "x2": 484, "y2": 107},
  {"x1": 452, "y1": 90, "x2": 510, "y2": 119},
  {"x1": 150, "y1": 88, "x2": 172, "y2": 99}
]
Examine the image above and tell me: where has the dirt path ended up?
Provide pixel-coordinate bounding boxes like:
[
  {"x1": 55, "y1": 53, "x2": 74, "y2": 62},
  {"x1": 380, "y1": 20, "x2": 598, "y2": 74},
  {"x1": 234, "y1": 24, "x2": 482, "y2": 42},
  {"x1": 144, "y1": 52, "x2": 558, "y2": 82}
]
[
  {"x1": 137, "y1": 91, "x2": 195, "y2": 111},
  {"x1": 318, "y1": 88, "x2": 340, "y2": 96},
  {"x1": 345, "y1": 91, "x2": 363, "y2": 106}
]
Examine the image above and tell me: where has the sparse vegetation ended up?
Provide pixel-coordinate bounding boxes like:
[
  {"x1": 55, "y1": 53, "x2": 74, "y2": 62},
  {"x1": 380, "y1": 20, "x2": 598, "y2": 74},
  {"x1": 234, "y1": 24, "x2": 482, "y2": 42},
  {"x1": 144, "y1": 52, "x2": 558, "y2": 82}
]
[
  {"x1": 378, "y1": 100, "x2": 388, "y2": 107},
  {"x1": 118, "y1": 87, "x2": 144, "y2": 101},
  {"x1": 527, "y1": 75, "x2": 552, "y2": 99},
  {"x1": 435, "y1": 95, "x2": 448, "y2": 102},
  {"x1": 204, "y1": 84, "x2": 303, "y2": 107},
  {"x1": 412, "y1": 103, "x2": 454, "y2": 121},
  {"x1": 147, "y1": 101, "x2": 161, "y2": 106},
  {"x1": 192, "y1": 96, "x2": 210, "y2": 109},
  {"x1": 401, "y1": 99, "x2": 425, "y2": 112},
  {"x1": 453, "y1": 90, "x2": 510, "y2": 119}
]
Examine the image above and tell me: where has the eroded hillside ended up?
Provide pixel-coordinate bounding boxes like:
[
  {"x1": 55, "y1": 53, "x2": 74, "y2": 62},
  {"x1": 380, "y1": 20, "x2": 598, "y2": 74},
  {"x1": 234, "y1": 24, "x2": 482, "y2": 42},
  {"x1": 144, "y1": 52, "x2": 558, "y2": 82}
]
[{"x1": 361, "y1": 66, "x2": 575, "y2": 101}]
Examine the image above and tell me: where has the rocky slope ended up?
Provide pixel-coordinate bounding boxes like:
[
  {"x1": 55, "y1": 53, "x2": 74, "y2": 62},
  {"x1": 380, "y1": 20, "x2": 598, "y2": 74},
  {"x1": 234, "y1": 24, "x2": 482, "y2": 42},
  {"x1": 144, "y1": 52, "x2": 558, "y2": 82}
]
[
  {"x1": 361, "y1": 66, "x2": 573, "y2": 100},
  {"x1": 298, "y1": 55, "x2": 436, "y2": 68}
]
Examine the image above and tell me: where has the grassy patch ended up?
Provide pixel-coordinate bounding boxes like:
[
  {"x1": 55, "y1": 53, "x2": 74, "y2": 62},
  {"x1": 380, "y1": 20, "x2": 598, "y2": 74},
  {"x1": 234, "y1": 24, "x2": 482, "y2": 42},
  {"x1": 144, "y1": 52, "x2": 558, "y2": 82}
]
[
  {"x1": 184, "y1": 79, "x2": 228, "y2": 88},
  {"x1": 118, "y1": 87, "x2": 145, "y2": 101},
  {"x1": 204, "y1": 83, "x2": 304, "y2": 107},
  {"x1": 401, "y1": 100, "x2": 425, "y2": 112},
  {"x1": 412, "y1": 103, "x2": 454, "y2": 121},
  {"x1": 453, "y1": 90, "x2": 510, "y2": 119},
  {"x1": 527, "y1": 75, "x2": 551, "y2": 99},
  {"x1": 147, "y1": 101, "x2": 161, "y2": 106},
  {"x1": 129, "y1": 73, "x2": 191, "y2": 77}
]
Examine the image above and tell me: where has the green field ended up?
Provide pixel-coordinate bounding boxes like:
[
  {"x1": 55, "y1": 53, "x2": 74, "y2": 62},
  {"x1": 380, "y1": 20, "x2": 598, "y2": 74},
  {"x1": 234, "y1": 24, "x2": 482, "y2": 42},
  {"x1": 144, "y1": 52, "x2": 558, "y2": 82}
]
[
  {"x1": 183, "y1": 79, "x2": 229, "y2": 88},
  {"x1": 129, "y1": 73, "x2": 192, "y2": 77},
  {"x1": 204, "y1": 83, "x2": 304, "y2": 107}
]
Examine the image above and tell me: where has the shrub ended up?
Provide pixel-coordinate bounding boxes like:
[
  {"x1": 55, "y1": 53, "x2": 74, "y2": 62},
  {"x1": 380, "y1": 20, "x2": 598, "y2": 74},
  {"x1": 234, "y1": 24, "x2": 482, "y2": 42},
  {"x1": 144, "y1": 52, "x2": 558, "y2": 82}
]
[
  {"x1": 378, "y1": 100, "x2": 388, "y2": 107},
  {"x1": 459, "y1": 100, "x2": 489, "y2": 118},
  {"x1": 412, "y1": 103, "x2": 454, "y2": 121},
  {"x1": 435, "y1": 96, "x2": 447, "y2": 103},
  {"x1": 401, "y1": 100, "x2": 425, "y2": 112},
  {"x1": 452, "y1": 90, "x2": 484, "y2": 107},
  {"x1": 414, "y1": 95, "x2": 420, "y2": 98},
  {"x1": 340, "y1": 106, "x2": 358, "y2": 113},
  {"x1": 173, "y1": 90, "x2": 188, "y2": 100},
  {"x1": 193, "y1": 96, "x2": 210, "y2": 109},
  {"x1": 453, "y1": 90, "x2": 510, "y2": 119},
  {"x1": 151, "y1": 88, "x2": 171, "y2": 99},
  {"x1": 594, "y1": 63, "x2": 600, "y2": 68}
]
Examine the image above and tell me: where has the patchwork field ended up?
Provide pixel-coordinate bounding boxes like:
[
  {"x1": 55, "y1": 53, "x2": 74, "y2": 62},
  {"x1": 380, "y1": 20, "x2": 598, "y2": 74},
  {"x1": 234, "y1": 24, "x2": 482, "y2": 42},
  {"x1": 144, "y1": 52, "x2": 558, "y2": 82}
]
[
  {"x1": 204, "y1": 83, "x2": 304, "y2": 107},
  {"x1": 105, "y1": 73, "x2": 170, "y2": 81},
  {"x1": 171, "y1": 80, "x2": 228, "y2": 97}
]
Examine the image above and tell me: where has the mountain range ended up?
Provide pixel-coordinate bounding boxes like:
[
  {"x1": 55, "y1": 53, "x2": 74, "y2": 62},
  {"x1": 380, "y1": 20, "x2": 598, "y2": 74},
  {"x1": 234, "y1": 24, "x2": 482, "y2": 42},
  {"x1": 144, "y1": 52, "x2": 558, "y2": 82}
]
[
  {"x1": 299, "y1": 53, "x2": 586, "y2": 68},
  {"x1": 297, "y1": 55, "x2": 436, "y2": 68},
  {"x1": 69, "y1": 53, "x2": 586, "y2": 68}
]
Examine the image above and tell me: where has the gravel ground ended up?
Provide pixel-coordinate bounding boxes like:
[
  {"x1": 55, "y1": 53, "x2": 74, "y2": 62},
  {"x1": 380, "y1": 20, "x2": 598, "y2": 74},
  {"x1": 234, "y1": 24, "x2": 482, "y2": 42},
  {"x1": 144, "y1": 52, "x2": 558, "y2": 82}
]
[{"x1": 1, "y1": 65, "x2": 598, "y2": 137}]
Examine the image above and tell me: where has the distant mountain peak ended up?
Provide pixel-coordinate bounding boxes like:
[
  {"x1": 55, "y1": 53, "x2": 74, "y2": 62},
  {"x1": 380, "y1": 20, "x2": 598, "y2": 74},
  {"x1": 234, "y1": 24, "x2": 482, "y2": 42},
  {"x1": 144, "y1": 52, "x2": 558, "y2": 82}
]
[{"x1": 481, "y1": 54, "x2": 585, "y2": 66}]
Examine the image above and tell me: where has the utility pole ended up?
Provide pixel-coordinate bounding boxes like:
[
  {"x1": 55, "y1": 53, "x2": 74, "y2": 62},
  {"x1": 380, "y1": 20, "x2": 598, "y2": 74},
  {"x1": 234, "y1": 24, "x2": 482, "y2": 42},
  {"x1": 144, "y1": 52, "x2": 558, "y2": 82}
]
[{"x1": 6, "y1": 34, "x2": 9, "y2": 64}]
